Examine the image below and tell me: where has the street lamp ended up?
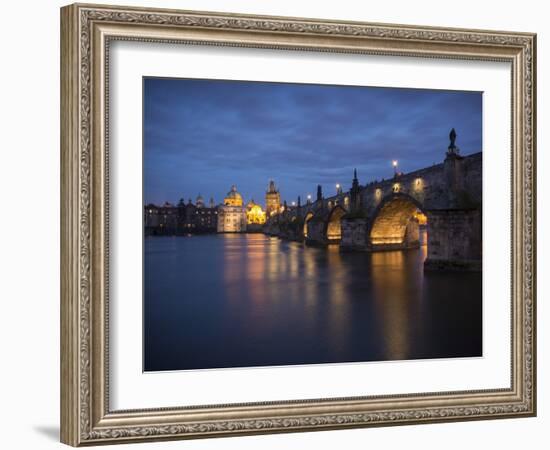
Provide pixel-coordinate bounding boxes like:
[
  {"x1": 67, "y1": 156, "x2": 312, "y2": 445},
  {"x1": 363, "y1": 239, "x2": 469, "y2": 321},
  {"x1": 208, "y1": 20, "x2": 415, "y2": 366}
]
[
  {"x1": 336, "y1": 183, "x2": 341, "y2": 194},
  {"x1": 392, "y1": 160, "x2": 398, "y2": 176}
]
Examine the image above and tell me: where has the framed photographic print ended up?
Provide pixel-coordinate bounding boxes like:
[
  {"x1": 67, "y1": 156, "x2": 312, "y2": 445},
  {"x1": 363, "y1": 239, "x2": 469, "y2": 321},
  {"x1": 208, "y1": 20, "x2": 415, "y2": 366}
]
[{"x1": 60, "y1": 3, "x2": 537, "y2": 446}]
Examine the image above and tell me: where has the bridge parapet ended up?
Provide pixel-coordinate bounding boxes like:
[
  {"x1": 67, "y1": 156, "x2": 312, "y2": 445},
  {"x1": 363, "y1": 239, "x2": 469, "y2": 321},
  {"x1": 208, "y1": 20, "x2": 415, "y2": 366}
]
[{"x1": 358, "y1": 152, "x2": 482, "y2": 215}]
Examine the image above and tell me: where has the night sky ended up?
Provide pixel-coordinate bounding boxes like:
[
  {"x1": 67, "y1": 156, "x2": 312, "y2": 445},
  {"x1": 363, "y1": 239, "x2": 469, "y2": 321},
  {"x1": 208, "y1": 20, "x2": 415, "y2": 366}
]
[{"x1": 144, "y1": 78, "x2": 482, "y2": 206}]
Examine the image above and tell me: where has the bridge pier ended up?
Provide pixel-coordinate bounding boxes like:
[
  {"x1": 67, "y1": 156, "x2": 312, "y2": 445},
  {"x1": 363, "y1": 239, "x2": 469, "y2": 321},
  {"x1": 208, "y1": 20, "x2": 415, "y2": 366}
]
[
  {"x1": 424, "y1": 209, "x2": 481, "y2": 271},
  {"x1": 305, "y1": 216, "x2": 329, "y2": 246},
  {"x1": 404, "y1": 219, "x2": 421, "y2": 247},
  {"x1": 279, "y1": 219, "x2": 305, "y2": 242},
  {"x1": 340, "y1": 216, "x2": 369, "y2": 251}
]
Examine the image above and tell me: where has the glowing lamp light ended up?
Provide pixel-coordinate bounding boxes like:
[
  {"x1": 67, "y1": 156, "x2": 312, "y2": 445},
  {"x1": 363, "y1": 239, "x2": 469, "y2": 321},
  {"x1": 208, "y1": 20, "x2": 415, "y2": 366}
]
[
  {"x1": 336, "y1": 183, "x2": 340, "y2": 189},
  {"x1": 307, "y1": 194, "x2": 312, "y2": 200},
  {"x1": 392, "y1": 160, "x2": 399, "y2": 176},
  {"x1": 291, "y1": 201, "x2": 296, "y2": 206}
]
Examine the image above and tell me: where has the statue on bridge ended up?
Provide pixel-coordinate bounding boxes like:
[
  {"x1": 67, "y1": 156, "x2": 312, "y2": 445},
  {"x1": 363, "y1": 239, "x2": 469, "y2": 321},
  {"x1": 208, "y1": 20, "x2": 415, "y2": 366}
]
[{"x1": 447, "y1": 127, "x2": 460, "y2": 156}]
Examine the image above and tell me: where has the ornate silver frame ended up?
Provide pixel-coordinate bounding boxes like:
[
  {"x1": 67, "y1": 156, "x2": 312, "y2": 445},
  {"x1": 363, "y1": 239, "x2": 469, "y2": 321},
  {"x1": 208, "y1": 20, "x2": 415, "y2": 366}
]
[{"x1": 60, "y1": 3, "x2": 536, "y2": 446}]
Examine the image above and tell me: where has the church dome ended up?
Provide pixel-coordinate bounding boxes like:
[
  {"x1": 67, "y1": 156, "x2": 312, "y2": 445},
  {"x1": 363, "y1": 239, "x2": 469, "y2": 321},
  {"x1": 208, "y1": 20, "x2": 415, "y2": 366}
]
[
  {"x1": 227, "y1": 185, "x2": 241, "y2": 198},
  {"x1": 224, "y1": 185, "x2": 243, "y2": 206}
]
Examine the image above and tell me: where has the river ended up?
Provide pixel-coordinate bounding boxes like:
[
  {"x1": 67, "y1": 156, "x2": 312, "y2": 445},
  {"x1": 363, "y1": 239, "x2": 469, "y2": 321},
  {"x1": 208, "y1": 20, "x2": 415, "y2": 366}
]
[{"x1": 144, "y1": 233, "x2": 482, "y2": 371}]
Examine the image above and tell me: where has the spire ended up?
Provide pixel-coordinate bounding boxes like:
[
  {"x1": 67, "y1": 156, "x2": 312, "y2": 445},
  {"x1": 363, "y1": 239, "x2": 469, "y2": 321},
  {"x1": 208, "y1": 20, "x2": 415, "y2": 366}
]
[
  {"x1": 316, "y1": 184, "x2": 323, "y2": 202},
  {"x1": 350, "y1": 168, "x2": 361, "y2": 212},
  {"x1": 268, "y1": 179, "x2": 277, "y2": 193},
  {"x1": 352, "y1": 168, "x2": 359, "y2": 191},
  {"x1": 297, "y1": 196, "x2": 301, "y2": 207}
]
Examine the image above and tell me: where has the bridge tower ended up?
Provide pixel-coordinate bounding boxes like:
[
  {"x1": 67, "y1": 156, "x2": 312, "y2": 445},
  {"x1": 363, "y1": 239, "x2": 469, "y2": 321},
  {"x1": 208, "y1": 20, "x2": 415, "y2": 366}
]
[{"x1": 265, "y1": 180, "x2": 281, "y2": 218}]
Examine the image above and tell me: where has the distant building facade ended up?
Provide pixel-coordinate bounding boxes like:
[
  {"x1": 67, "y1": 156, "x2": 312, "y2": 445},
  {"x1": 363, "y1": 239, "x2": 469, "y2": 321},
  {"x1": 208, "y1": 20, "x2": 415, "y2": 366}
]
[
  {"x1": 145, "y1": 196, "x2": 218, "y2": 235},
  {"x1": 144, "y1": 202, "x2": 178, "y2": 235},
  {"x1": 194, "y1": 194, "x2": 218, "y2": 231},
  {"x1": 145, "y1": 183, "x2": 275, "y2": 235},
  {"x1": 217, "y1": 185, "x2": 247, "y2": 233},
  {"x1": 265, "y1": 180, "x2": 281, "y2": 217}
]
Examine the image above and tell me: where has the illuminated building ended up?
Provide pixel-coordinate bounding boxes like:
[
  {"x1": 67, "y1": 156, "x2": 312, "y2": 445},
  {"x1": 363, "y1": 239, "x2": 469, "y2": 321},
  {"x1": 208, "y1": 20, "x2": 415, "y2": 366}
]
[
  {"x1": 265, "y1": 180, "x2": 281, "y2": 217},
  {"x1": 218, "y1": 185, "x2": 247, "y2": 233},
  {"x1": 246, "y1": 200, "x2": 266, "y2": 225}
]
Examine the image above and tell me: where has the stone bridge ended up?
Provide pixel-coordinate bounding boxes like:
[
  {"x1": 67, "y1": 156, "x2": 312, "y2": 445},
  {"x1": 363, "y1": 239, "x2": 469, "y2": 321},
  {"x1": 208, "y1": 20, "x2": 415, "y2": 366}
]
[{"x1": 264, "y1": 136, "x2": 482, "y2": 271}]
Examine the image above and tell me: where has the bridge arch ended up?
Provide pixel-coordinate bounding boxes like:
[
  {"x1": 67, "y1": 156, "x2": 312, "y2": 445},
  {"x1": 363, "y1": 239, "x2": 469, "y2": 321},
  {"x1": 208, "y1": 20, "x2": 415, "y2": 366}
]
[
  {"x1": 368, "y1": 193, "x2": 427, "y2": 250},
  {"x1": 325, "y1": 205, "x2": 347, "y2": 243}
]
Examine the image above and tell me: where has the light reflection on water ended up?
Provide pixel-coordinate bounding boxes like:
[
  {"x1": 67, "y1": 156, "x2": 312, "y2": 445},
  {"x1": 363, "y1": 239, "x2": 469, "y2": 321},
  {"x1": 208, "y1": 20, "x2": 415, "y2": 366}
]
[{"x1": 144, "y1": 233, "x2": 481, "y2": 371}]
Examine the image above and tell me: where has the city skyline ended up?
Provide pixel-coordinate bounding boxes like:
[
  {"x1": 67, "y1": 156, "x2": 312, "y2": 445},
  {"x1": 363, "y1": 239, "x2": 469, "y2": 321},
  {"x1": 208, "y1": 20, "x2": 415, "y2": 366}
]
[{"x1": 144, "y1": 78, "x2": 482, "y2": 206}]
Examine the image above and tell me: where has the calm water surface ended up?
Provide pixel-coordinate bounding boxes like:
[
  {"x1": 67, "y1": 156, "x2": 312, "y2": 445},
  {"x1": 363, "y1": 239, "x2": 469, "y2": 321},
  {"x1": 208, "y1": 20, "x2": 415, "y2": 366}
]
[{"x1": 144, "y1": 233, "x2": 482, "y2": 371}]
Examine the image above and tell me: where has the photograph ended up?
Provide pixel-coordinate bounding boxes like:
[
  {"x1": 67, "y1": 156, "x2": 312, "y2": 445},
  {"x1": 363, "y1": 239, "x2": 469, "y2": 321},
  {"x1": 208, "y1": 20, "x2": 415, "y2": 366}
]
[{"x1": 143, "y1": 78, "x2": 483, "y2": 372}]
